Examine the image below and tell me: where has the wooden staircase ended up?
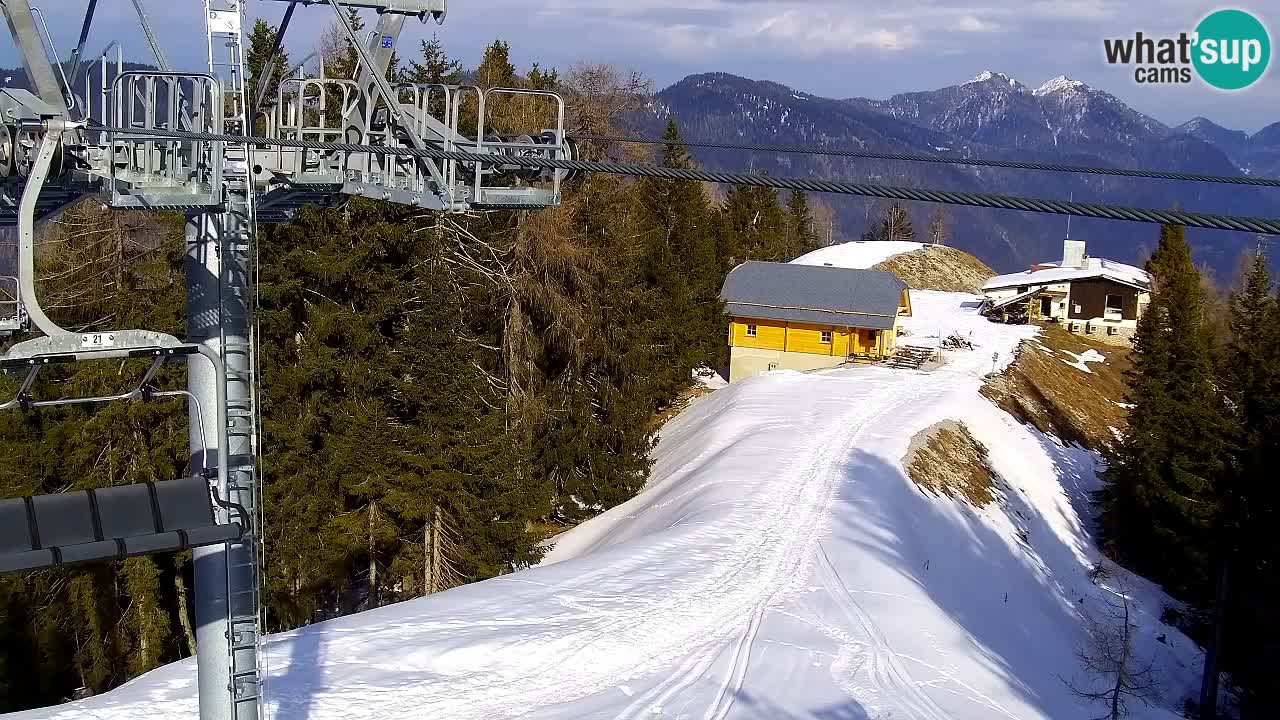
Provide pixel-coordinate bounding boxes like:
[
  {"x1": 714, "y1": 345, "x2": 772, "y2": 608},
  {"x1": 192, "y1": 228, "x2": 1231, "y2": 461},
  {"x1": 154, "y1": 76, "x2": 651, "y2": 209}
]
[{"x1": 886, "y1": 345, "x2": 936, "y2": 370}]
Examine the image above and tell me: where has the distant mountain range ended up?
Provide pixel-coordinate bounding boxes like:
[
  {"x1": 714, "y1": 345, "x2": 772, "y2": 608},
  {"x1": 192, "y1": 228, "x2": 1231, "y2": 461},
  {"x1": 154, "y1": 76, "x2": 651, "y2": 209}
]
[{"x1": 641, "y1": 70, "x2": 1280, "y2": 275}]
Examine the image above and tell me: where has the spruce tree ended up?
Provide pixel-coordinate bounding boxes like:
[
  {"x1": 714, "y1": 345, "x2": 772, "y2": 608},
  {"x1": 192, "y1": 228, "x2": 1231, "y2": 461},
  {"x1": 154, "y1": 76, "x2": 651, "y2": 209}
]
[
  {"x1": 1217, "y1": 249, "x2": 1280, "y2": 718},
  {"x1": 785, "y1": 190, "x2": 821, "y2": 259},
  {"x1": 404, "y1": 31, "x2": 462, "y2": 119},
  {"x1": 1099, "y1": 223, "x2": 1227, "y2": 602},
  {"x1": 721, "y1": 180, "x2": 788, "y2": 262},
  {"x1": 634, "y1": 119, "x2": 723, "y2": 386},
  {"x1": 476, "y1": 40, "x2": 515, "y2": 88},
  {"x1": 245, "y1": 19, "x2": 290, "y2": 123}
]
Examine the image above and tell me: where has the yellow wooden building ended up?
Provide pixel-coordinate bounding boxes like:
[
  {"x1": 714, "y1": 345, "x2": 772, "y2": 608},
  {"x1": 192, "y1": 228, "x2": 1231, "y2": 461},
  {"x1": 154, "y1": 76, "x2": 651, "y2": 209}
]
[{"x1": 720, "y1": 261, "x2": 911, "y2": 382}]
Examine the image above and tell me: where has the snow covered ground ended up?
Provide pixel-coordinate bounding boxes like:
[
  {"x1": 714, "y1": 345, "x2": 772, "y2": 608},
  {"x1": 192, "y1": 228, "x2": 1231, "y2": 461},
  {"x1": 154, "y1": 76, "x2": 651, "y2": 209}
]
[
  {"x1": 10, "y1": 292, "x2": 1202, "y2": 720},
  {"x1": 791, "y1": 241, "x2": 924, "y2": 270}
]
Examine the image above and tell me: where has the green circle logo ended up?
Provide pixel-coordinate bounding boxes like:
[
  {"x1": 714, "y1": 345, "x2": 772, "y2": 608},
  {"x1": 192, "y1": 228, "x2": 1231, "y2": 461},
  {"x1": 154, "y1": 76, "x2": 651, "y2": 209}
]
[{"x1": 1193, "y1": 9, "x2": 1270, "y2": 90}]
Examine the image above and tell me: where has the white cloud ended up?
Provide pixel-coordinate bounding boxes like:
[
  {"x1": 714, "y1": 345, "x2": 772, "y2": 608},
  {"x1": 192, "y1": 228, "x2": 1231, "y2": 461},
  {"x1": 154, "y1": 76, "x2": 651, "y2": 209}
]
[
  {"x1": 957, "y1": 15, "x2": 998, "y2": 33},
  {"x1": 739, "y1": 10, "x2": 917, "y2": 54}
]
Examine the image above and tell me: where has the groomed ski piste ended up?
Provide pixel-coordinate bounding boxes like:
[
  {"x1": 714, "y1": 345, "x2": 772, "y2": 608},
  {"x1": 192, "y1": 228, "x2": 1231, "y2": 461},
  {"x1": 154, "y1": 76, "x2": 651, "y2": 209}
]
[{"x1": 11, "y1": 246, "x2": 1203, "y2": 720}]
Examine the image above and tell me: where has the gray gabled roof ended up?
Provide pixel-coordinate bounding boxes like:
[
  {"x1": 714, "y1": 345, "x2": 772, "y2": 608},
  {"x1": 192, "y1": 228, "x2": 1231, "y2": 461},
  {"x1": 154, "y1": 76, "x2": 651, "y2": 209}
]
[{"x1": 720, "y1": 261, "x2": 907, "y2": 330}]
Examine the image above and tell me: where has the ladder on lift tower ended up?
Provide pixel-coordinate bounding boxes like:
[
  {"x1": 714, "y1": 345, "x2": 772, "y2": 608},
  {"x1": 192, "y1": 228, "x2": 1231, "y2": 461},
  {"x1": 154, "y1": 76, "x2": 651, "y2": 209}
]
[{"x1": 205, "y1": 2, "x2": 265, "y2": 716}]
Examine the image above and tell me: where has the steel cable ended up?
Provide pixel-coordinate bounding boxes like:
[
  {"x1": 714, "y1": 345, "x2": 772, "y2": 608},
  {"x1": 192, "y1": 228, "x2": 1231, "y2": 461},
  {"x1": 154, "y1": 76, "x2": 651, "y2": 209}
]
[
  {"x1": 578, "y1": 134, "x2": 1280, "y2": 189},
  {"x1": 97, "y1": 126, "x2": 1280, "y2": 235}
]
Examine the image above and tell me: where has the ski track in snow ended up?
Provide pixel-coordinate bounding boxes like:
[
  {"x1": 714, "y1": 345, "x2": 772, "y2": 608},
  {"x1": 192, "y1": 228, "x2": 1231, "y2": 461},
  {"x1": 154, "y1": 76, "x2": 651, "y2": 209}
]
[{"x1": 9, "y1": 291, "x2": 1202, "y2": 720}]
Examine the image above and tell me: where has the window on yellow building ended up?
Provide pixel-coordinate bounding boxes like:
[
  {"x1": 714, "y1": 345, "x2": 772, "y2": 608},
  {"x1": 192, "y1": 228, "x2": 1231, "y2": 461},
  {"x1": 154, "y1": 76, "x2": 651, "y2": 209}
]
[
  {"x1": 820, "y1": 330, "x2": 832, "y2": 344},
  {"x1": 746, "y1": 324, "x2": 757, "y2": 337}
]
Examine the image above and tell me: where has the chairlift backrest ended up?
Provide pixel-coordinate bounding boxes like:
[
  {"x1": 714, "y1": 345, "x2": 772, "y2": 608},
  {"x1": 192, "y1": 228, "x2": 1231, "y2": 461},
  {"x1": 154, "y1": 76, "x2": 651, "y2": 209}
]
[{"x1": 0, "y1": 477, "x2": 243, "y2": 575}]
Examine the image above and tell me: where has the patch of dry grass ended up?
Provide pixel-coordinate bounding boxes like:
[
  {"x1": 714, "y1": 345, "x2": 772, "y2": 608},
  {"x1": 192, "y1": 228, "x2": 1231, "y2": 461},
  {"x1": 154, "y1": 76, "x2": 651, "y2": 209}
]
[
  {"x1": 872, "y1": 245, "x2": 995, "y2": 293},
  {"x1": 649, "y1": 384, "x2": 716, "y2": 434},
  {"x1": 981, "y1": 323, "x2": 1131, "y2": 451},
  {"x1": 906, "y1": 421, "x2": 996, "y2": 506}
]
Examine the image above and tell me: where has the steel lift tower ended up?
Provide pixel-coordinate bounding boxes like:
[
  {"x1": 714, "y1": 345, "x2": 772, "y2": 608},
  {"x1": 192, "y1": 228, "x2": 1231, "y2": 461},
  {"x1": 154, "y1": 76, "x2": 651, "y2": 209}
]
[{"x1": 0, "y1": 2, "x2": 574, "y2": 719}]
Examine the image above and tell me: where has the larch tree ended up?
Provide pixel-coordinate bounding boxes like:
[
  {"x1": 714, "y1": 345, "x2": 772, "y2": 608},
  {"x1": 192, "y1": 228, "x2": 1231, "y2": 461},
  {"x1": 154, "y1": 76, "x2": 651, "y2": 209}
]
[
  {"x1": 927, "y1": 206, "x2": 948, "y2": 246},
  {"x1": 0, "y1": 203, "x2": 191, "y2": 708}
]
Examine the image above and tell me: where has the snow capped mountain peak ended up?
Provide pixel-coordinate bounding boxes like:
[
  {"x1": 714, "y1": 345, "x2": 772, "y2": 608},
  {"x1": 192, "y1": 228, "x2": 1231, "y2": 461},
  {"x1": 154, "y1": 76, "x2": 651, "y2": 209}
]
[
  {"x1": 966, "y1": 70, "x2": 1024, "y2": 90},
  {"x1": 1178, "y1": 116, "x2": 1221, "y2": 132},
  {"x1": 1033, "y1": 75, "x2": 1087, "y2": 96}
]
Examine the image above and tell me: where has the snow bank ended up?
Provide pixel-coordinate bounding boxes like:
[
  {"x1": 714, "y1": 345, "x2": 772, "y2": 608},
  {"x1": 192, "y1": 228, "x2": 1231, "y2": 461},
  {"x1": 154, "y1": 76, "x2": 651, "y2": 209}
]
[
  {"x1": 692, "y1": 366, "x2": 728, "y2": 390},
  {"x1": 11, "y1": 293, "x2": 1201, "y2": 720},
  {"x1": 791, "y1": 240, "x2": 924, "y2": 270}
]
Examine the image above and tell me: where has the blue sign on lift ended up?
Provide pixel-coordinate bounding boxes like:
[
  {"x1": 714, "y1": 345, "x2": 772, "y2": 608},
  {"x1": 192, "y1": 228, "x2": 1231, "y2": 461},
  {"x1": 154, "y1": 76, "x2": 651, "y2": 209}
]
[{"x1": 381, "y1": 34, "x2": 394, "y2": 49}]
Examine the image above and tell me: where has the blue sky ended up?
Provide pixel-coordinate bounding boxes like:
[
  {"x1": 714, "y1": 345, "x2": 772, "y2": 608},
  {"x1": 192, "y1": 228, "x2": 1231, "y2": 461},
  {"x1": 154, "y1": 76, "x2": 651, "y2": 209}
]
[{"x1": 4, "y1": 1, "x2": 1277, "y2": 132}]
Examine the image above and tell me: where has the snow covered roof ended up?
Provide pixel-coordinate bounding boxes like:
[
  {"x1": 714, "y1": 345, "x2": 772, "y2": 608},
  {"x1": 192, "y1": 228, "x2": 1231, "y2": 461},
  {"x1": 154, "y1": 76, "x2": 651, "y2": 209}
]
[
  {"x1": 721, "y1": 261, "x2": 906, "y2": 330},
  {"x1": 983, "y1": 257, "x2": 1150, "y2": 292}
]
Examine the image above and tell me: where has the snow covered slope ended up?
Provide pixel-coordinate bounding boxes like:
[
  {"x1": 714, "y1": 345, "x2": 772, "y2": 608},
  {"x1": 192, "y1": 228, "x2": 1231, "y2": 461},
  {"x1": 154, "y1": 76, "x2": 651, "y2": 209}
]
[
  {"x1": 791, "y1": 241, "x2": 923, "y2": 270},
  {"x1": 10, "y1": 292, "x2": 1202, "y2": 720}
]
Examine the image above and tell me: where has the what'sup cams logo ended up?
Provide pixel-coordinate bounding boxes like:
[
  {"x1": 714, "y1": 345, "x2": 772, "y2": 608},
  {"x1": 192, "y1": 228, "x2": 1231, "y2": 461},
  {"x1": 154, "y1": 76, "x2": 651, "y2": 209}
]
[{"x1": 1104, "y1": 9, "x2": 1270, "y2": 90}]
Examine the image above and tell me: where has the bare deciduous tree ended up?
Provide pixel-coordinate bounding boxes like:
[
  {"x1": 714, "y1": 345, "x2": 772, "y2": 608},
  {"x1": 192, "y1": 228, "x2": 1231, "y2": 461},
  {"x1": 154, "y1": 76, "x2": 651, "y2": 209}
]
[
  {"x1": 560, "y1": 63, "x2": 652, "y2": 162},
  {"x1": 927, "y1": 206, "x2": 948, "y2": 246},
  {"x1": 1064, "y1": 578, "x2": 1161, "y2": 720},
  {"x1": 811, "y1": 196, "x2": 838, "y2": 246}
]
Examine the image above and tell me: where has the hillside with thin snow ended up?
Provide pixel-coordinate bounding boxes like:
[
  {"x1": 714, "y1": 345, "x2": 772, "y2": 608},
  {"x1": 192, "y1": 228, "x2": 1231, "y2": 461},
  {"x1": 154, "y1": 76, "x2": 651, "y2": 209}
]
[
  {"x1": 793, "y1": 241, "x2": 994, "y2": 293},
  {"x1": 10, "y1": 284, "x2": 1203, "y2": 719}
]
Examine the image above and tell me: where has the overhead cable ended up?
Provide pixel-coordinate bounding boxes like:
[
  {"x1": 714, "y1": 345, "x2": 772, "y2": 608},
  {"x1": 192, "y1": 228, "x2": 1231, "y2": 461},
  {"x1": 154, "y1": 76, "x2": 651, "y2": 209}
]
[
  {"x1": 98, "y1": 126, "x2": 1280, "y2": 235},
  {"x1": 577, "y1": 134, "x2": 1280, "y2": 189}
]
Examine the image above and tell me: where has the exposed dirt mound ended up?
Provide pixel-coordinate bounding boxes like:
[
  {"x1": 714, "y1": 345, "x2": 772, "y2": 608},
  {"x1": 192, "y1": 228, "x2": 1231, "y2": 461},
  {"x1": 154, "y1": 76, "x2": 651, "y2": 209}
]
[
  {"x1": 871, "y1": 245, "x2": 995, "y2": 293},
  {"x1": 905, "y1": 420, "x2": 996, "y2": 506},
  {"x1": 981, "y1": 323, "x2": 1131, "y2": 451}
]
